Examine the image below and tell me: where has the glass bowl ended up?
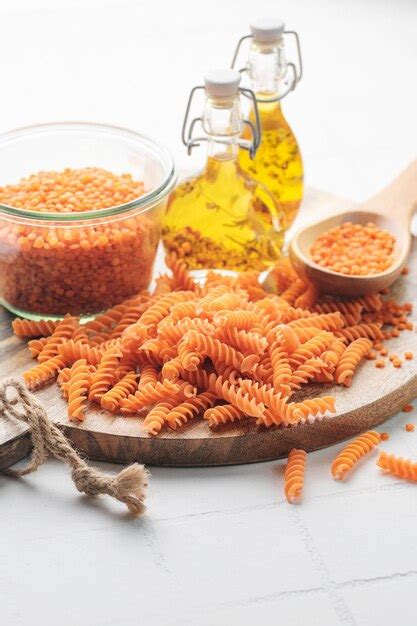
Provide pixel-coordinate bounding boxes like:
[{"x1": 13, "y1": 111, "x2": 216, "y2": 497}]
[{"x1": 0, "y1": 122, "x2": 176, "y2": 319}]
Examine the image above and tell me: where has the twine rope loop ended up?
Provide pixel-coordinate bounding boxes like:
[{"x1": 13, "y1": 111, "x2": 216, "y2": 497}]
[{"x1": 0, "y1": 378, "x2": 148, "y2": 515}]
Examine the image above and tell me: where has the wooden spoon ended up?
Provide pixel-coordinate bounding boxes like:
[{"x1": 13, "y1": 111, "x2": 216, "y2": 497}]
[{"x1": 289, "y1": 161, "x2": 417, "y2": 297}]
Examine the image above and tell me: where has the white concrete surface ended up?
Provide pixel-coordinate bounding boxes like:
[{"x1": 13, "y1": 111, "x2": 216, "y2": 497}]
[{"x1": 0, "y1": 1, "x2": 416, "y2": 625}]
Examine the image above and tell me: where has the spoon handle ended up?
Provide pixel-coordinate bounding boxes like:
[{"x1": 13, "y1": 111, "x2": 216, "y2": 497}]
[{"x1": 359, "y1": 160, "x2": 417, "y2": 228}]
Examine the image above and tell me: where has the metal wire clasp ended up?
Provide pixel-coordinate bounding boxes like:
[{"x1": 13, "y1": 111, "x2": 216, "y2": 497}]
[
  {"x1": 181, "y1": 86, "x2": 261, "y2": 159},
  {"x1": 231, "y1": 30, "x2": 303, "y2": 101}
]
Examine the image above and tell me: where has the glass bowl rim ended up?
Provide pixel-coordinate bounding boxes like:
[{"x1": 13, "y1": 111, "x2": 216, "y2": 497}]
[{"x1": 0, "y1": 121, "x2": 177, "y2": 222}]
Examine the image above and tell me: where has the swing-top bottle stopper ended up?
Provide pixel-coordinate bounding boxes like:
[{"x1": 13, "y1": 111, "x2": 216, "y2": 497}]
[
  {"x1": 181, "y1": 69, "x2": 262, "y2": 159},
  {"x1": 231, "y1": 17, "x2": 303, "y2": 101}
]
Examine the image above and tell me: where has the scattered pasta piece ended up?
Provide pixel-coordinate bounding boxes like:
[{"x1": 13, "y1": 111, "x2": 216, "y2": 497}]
[
  {"x1": 377, "y1": 452, "x2": 417, "y2": 481},
  {"x1": 331, "y1": 431, "x2": 382, "y2": 480},
  {"x1": 284, "y1": 449, "x2": 307, "y2": 504}
]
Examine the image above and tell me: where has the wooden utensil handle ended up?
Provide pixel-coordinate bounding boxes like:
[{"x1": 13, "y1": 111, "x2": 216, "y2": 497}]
[{"x1": 360, "y1": 160, "x2": 417, "y2": 228}]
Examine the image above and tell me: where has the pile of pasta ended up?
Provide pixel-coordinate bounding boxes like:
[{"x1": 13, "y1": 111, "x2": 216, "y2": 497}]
[{"x1": 12, "y1": 255, "x2": 413, "y2": 436}]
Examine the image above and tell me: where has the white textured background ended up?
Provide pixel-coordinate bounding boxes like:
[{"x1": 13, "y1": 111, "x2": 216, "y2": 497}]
[{"x1": 0, "y1": 1, "x2": 416, "y2": 625}]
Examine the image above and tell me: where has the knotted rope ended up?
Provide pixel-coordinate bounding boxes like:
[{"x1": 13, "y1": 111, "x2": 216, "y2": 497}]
[{"x1": 0, "y1": 378, "x2": 149, "y2": 515}]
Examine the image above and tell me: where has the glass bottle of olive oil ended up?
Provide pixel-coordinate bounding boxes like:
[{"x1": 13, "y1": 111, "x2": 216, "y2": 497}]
[
  {"x1": 232, "y1": 18, "x2": 304, "y2": 228},
  {"x1": 162, "y1": 70, "x2": 286, "y2": 279}
]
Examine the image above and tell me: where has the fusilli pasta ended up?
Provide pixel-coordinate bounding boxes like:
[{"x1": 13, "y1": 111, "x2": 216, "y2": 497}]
[
  {"x1": 334, "y1": 338, "x2": 373, "y2": 386},
  {"x1": 12, "y1": 318, "x2": 59, "y2": 338},
  {"x1": 291, "y1": 396, "x2": 336, "y2": 423},
  {"x1": 215, "y1": 327, "x2": 267, "y2": 355},
  {"x1": 335, "y1": 323, "x2": 383, "y2": 343},
  {"x1": 27, "y1": 337, "x2": 48, "y2": 359},
  {"x1": 331, "y1": 431, "x2": 382, "y2": 480},
  {"x1": 13, "y1": 252, "x2": 413, "y2": 443},
  {"x1": 67, "y1": 359, "x2": 92, "y2": 421},
  {"x1": 213, "y1": 310, "x2": 260, "y2": 330},
  {"x1": 280, "y1": 279, "x2": 307, "y2": 305},
  {"x1": 23, "y1": 355, "x2": 65, "y2": 389},
  {"x1": 38, "y1": 315, "x2": 79, "y2": 362},
  {"x1": 101, "y1": 371, "x2": 138, "y2": 412},
  {"x1": 269, "y1": 341, "x2": 292, "y2": 393},
  {"x1": 203, "y1": 404, "x2": 246, "y2": 428},
  {"x1": 166, "y1": 252, "x2": 198, "y2": 292},
  {"x1": 288, "y1": 331, "x2": 334, "y2": 368},
  {"x1": 57, "y1": 340, "x2": 105, "y2": 365},
  {"x1": 88, "y1": 346, "x2": 122, "y2": 401},
  {"x1": 284, "y1": 448, "x2": 307, "y2": 503},
  {"x1": 165, "y1": 392, "x2": 217, "y2": 430},
  {"x1": 376, "y1": 451, "x2": 417, "y2": 481},
  {"x1": 184, "y1": 330, "x2": 259, "y2": 373}
]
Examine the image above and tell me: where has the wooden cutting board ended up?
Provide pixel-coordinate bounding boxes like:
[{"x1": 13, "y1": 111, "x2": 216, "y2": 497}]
[{"x1": 1, "y1": 188, "x2": 416, "y2": 469}]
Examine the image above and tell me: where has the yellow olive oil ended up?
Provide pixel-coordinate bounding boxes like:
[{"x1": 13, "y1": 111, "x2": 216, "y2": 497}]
[
  {"x1": 238, "y1": 98, "x2": 303, "y2": 227},
  {"x1": 162, "y1": 154, "x2": 285, "y2": 274}
]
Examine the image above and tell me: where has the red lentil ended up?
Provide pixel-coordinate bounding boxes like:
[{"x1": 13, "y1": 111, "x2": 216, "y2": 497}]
[
  {"x1": 403, "y1": 404, "x2": 414, "y2": 413},
  {"x1": 310, "y1": 221, "x2": 395, "y2": 276},
  {"x1": 405, "y1": 352, "x2": 414, "y2": 360},
  {"x1": 0, "y1": 168, "x2": 160, "y2": 315},
  {"x1": 375, "y1": 359, "x2": 385, "y2": 368},
  {"x1": 405, "y1": 424, "x2": 415, "y2": 432},
  {"x1": 380, "y1": 432, "x2": 390, "y2": 441}
]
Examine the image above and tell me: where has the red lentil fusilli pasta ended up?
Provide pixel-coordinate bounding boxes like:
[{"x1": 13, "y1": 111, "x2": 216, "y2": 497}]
[
  {"x1": 67, "y1": 359, "x2": 92, "y2": 421},
  {"x1": 376, "y1": 451, "x2": 417, "y2": 481},
  {"x1": 284, "y1": 449, "x2": 307, "y2": 503},
  {"x1": 12, "y1": 253, "x2": 413, "y2": 443},
  {"x1": 334, "y1": 338, "x2": 373, "y2": 386},
  {"x1": 331, "y1": 431, "x2": 382, "y2": 480},
  {"x1": 100, "y1": 371, "x2": 138, "y2": 412},
  {"x1": 23, "y1": 356, "x2": 65, "y2": 389},
  {"x1": 12, "y1": 318, "x2": 59, "y2": 338},
  {"x1": 203, "y1": 404, "x2": 246, "y2": 428}
]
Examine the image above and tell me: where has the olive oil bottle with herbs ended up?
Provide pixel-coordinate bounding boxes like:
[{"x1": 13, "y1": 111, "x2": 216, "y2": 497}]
[
  {"x1": 232, "y1": 18, "x2": 304, "y2": 228},
  {"x1": 162, "y1": 70, "x2": 286, "y2": 278}
]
